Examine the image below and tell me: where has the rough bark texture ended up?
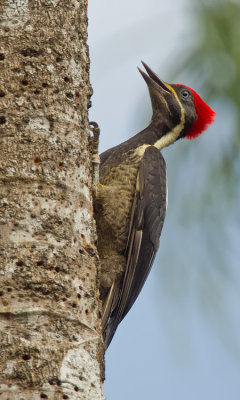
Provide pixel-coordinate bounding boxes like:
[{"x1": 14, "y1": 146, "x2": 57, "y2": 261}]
[{"x1": 0, "y1": 1, "x2": 105, "y2": 399}]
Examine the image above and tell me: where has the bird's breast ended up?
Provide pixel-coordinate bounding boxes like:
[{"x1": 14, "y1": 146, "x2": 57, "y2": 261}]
[{"x1": 96, "y1": 152, "x2": 141, "y2": 256}]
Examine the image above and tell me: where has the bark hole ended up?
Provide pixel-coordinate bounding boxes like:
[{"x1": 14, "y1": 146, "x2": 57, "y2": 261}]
[
  {"x1": 36, "y1": 260, "x2": 44, "y2": 266},
  {"x1": 22, "y1": 48, "x2": 41, "y2": 57},
  {"x1": 66, "y1": 92, "x2": 74, "y2": 99},
  {"x1": 34, "y1": 157, "x2": 41, "y2": 165},
  {"x1": 22, "y1": 354, "x2": 31, "y2": 361}
]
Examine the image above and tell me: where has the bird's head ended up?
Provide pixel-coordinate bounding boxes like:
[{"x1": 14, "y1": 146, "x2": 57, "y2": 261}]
[{"x1": 138, "y1": 61, "x2": 216, "y2": 148}]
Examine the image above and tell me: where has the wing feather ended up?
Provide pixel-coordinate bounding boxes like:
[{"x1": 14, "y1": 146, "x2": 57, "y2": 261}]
[{"x1": 103, "y1": 146, "x2": 167, "y2": 347}]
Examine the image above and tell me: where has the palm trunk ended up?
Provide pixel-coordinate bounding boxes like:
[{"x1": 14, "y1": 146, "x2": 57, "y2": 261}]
[{"x1": 0, "y1": 1, "x2": 105, "y2": 398}]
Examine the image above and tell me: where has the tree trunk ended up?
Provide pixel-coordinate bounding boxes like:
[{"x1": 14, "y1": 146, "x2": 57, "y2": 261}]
[{"x1": 0, "y1": 1, "x2": 105, "y2": 399}]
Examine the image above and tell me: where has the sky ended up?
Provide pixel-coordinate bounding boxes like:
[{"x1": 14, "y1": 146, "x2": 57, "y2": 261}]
[{"x1": 88, "y1": 1, "x2": 240, "y2": 399}]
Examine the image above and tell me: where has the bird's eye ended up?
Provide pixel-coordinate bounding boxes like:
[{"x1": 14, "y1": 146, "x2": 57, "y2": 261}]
[{"x1": 181, "y1": 89, "x2": 190, "y2": 99}]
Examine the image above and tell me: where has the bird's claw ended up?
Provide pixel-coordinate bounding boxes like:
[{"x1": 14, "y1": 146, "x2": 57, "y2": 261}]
[
  {"x1": 89, "y1": 121, "x2": 100, "y2": 135},
  {"x1": 89, "y1": 121, "x2": 100, "y2": 194},
  {"x1": 92, "y1": 153, "x2": 100, "y2": 165}
]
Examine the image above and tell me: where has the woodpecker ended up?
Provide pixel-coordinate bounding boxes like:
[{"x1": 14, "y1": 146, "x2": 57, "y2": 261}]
[{"x1": 94, "y1": 61, "x2": 216, "y2": 348}]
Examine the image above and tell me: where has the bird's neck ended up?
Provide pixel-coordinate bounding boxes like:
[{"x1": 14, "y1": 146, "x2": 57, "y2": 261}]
[
  {"x1": 100, "y1": 114, "x2": 184, "y2": 168},
  {"x1": 127, "y1": 114, "x2": 183, "y2": 153}
]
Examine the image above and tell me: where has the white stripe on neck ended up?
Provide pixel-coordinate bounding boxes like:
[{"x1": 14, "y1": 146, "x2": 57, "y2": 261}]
[{"x1": 135, "y1": 85, "x2": 185, "y2": 157}]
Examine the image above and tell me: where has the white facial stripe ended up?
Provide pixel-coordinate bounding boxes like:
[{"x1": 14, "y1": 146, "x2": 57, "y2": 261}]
[
  {"x1": 154, "y1": 84, "x2": 185, "y2": 150},
  {"x1": 134, "y1": 85, "x2": 185, "y2": 158}
]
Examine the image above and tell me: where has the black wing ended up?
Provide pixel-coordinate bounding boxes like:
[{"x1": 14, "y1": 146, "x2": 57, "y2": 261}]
[{"x1": 103, "y1": 146, "x2": 167, "y2": 347}]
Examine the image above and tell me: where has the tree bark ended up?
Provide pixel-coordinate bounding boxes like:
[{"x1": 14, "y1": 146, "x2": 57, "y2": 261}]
[{"x1": 0, "y1": 1, "x2": 105, "y2": 399}]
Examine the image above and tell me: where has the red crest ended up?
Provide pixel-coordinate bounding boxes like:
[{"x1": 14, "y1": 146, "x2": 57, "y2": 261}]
[{"x1": 184, "y1": 86, "x2": 216, "y2": 139}]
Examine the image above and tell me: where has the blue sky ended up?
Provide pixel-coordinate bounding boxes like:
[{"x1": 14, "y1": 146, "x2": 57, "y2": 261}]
[{"x1": 88, "y1": 1, "x2": 240, "y2": 399}]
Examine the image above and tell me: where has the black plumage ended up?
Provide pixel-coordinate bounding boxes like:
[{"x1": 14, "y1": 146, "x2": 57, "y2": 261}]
[
  {"x1": 99, "y1": 146, "x2": 167, "y2": 346},
  {"x1": 94, "y1": 61, "x2": 214, "y2": 347}
]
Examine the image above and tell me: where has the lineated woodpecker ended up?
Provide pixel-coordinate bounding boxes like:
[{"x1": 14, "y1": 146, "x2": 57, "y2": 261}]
[{"x1": 93, "y1": 61, "x2": 216, "y2": 348}]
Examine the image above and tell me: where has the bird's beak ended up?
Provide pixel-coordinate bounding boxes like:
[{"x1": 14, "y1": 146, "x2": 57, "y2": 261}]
[{"x1": 138, "y1": 61, "x2": 171, "y2": 94}]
